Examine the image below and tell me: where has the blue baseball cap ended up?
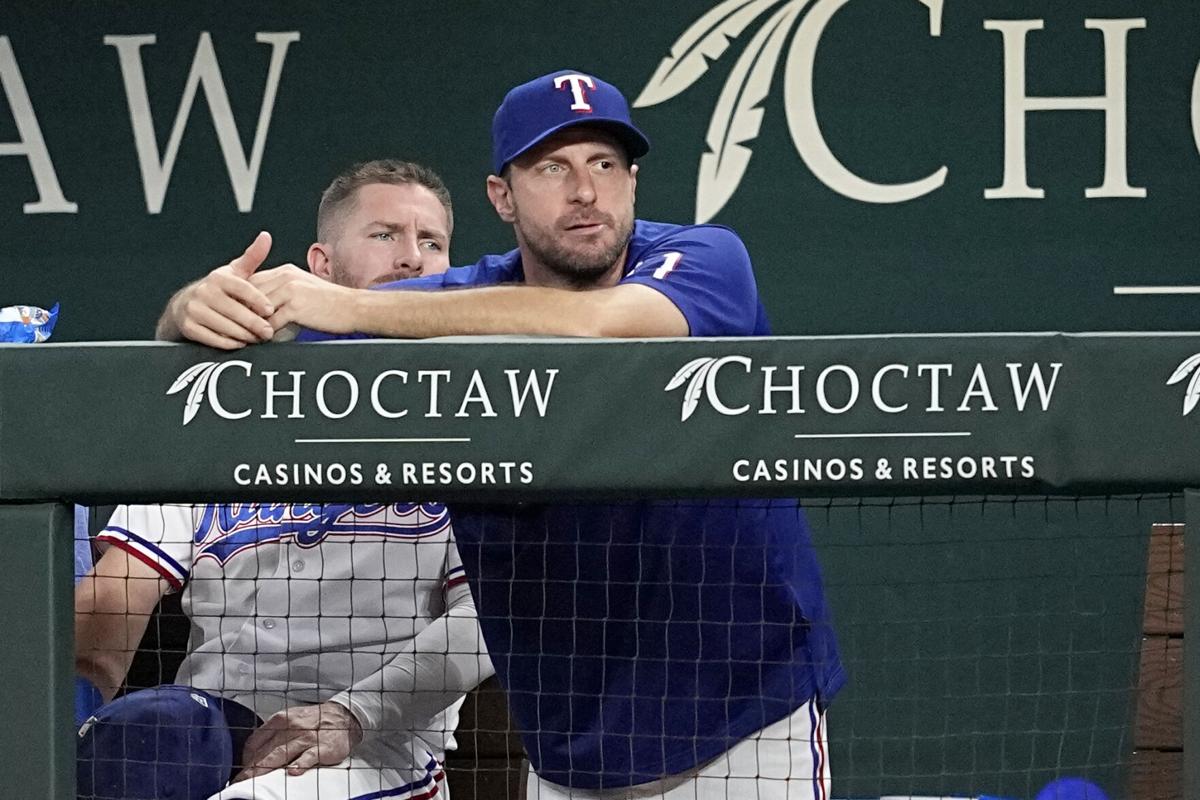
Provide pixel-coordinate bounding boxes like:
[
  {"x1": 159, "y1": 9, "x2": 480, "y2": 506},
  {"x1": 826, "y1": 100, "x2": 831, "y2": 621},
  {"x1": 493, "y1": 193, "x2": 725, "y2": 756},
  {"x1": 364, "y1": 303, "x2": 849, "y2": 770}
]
[
  {"x1": 77, "y1": 685, "x2": 235, "y2": 799},
  {"x1": 491, "y1": 69, "x2": 651, "y2": 174}
]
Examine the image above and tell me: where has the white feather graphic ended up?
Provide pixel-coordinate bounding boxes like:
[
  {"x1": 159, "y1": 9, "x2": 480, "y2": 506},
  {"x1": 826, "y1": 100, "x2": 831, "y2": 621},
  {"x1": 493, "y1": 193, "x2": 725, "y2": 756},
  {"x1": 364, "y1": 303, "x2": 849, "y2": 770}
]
[
  {"x1": 696, "y1": 0, "x2": 805, "y2": 222},
  {"x1": 1166, "y1": 352, "x2": 1200, "y2": 385},
  {"x1": 919, "y1": 0, "x2": 944, "y2": 36},
  {"x1": 1185, "y1": 368, "x2": 1200, "y2": 416},
  {"x1": 634, "y1": 0, "x2": 784, "y2": 108},
  {"x1": 167, "y1": 361, "x2": 215, "y2": 395},
  {"x1": 681, "y1": 360, "x2": 721, "y2": 421},
  {"x1": 182, "y1": 364, "x2": 218, "y2": 425},
  {"x1": 665, "y1": 356, "x2": 717, "y2": 392}
]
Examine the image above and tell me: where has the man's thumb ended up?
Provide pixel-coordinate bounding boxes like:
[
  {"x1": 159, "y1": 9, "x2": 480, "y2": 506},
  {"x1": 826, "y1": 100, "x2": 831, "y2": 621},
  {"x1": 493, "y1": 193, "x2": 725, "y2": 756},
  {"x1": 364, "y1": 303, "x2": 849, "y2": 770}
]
[{"x1": 231, "y1": 231, "x2": 272, "y2": 278}]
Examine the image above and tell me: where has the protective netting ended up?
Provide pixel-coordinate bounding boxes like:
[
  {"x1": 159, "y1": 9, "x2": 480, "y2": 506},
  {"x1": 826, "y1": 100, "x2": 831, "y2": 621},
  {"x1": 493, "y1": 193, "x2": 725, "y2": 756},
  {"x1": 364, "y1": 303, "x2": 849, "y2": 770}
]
[{"x1": 73, "y1": 494, "x2": 1177, "y2": 800}]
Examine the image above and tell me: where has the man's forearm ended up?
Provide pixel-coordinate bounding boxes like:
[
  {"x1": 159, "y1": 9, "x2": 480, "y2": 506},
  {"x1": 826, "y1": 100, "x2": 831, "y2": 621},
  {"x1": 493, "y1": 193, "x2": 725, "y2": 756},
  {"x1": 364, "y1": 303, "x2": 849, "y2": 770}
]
[
  {"x1": 75, "y1": 582, "x2": 150, "y2": 701},
  {"x1": 327, "y1": 597, "x2": 494, "y2": 740},
  {"x1": 345, "y1": 282, "x2": 686, "y2": 339},
  {"x1": 348, "y1": 285, "x2": 596, "y2": 338}
]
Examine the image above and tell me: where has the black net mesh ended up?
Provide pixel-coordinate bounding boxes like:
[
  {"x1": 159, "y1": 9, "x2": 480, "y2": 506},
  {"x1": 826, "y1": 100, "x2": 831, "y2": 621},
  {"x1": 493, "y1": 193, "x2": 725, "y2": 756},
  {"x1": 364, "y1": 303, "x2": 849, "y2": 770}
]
[{"x1": 73, "y1": 494, "x2": 1178, "y2": 800}]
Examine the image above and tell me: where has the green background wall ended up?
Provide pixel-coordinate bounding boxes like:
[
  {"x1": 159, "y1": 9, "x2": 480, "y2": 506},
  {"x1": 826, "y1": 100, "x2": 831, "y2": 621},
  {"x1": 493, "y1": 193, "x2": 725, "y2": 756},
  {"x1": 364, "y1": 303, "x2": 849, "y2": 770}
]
[{"x1": 2, "y1": 1, "x2": 1198, "y2": 341}]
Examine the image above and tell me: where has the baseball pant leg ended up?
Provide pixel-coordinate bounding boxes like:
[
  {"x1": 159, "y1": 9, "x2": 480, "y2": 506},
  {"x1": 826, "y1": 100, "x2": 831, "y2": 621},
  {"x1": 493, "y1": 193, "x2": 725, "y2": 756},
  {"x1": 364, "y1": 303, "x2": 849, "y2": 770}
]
[
  {"x1": 525, "y1": 698, "x2": 829, "y2": 800},
  {"x1": 207, "y1": 749, "x2": 447, "y2": 800}
]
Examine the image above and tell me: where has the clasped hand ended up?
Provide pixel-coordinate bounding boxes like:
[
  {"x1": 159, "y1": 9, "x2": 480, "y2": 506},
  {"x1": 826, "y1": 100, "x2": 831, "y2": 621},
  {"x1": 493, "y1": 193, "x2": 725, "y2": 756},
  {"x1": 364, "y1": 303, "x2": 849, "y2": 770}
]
[
  {"x1": 166, "y1": 232, "x2": 355, "y2": 349},
  {"x1": 233, "y1": 700, "x2": 365, "y2": 782}
]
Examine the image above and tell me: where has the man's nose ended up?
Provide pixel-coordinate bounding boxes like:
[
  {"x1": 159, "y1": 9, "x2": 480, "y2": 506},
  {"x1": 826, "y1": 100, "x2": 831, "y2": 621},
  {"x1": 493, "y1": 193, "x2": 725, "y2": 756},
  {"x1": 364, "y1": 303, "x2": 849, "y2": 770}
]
[
  {"x1": 393, "y1": 234, "x2": 423, "y2": 273},
  {"x1": 568, "y1": 170, "x2": 597, "y2": 205}
]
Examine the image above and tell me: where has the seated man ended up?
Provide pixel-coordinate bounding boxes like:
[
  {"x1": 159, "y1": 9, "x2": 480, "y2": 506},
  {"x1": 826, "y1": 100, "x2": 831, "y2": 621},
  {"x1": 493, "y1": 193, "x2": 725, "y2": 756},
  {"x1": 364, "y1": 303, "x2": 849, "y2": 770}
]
[
  {"x1": 156, "y1": 158, "x2": 454, "y2": 348},
  {"x1": 77, "y1": 161, "x2": 493, "y2": 800}
]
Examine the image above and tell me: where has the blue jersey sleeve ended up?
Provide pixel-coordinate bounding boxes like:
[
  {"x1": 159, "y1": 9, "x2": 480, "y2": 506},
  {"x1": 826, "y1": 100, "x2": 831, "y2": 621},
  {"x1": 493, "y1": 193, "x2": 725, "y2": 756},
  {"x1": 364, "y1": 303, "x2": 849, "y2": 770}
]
[{"x1": 620, "y1": 225, "x2": 761, "y2": 337}]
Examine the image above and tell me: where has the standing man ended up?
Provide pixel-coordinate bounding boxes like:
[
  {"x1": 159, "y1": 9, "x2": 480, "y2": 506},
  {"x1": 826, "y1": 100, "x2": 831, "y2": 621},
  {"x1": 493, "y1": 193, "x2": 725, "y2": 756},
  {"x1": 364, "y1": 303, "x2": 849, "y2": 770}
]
[
  {"x1": 162, "y1": 73, "x2": 846, "y2": 799},
  {"x1": 82, "y1": 161, "x2": 493, "y2": 800}
]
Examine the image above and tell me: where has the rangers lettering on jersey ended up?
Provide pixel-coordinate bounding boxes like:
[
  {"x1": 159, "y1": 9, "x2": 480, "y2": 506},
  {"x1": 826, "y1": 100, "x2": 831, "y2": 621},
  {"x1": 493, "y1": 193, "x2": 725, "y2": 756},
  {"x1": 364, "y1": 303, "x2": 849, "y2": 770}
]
[
  {"x1": 554, "y1": 74, "x2": 596, "y2": 112},
  {"x1": 90, "y1": 498, "x2": 480, "y2": 800},
  {"x1": 193, "y1": 502, "x2": 450, "y2": 565}
]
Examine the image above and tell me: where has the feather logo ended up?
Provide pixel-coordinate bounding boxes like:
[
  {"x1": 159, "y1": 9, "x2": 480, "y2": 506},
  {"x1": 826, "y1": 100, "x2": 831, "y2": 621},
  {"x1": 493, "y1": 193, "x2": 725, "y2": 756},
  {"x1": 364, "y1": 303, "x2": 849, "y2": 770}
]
[
  {"x1": 665, "y1": 356, "x2": 719, "y2": 421},
  {"x1": 1167, "y1": 352, "x2": 1200, "y2": 416},
  {"x1": 167, "y1": 361, "x2": 219, "y2": 425},
  {"x1": 635, "y1": 0, "x2": 943, "y2": 222},
  {"x1": 665, "y1": 355, "x2": 753, "y2": 421},
  {"x1": 636, "y1": 0, "x2": 798, "y2": 223},
  {"x1": 635, "y1": 0, "x2": 786, "y2": 108}
]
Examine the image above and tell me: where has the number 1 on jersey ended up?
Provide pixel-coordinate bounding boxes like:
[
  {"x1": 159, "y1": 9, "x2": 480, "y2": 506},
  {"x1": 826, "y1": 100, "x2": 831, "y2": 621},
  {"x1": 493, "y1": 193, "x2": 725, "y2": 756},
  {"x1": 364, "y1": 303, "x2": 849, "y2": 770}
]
[{"x1": 653, "y1": 251, "x2": 683, "y2": 280}]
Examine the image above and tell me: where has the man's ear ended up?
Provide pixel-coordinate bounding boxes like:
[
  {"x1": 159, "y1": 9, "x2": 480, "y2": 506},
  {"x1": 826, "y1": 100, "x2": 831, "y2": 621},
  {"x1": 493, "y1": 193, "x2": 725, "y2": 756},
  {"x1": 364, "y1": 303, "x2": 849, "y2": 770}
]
[
  {"x1": 487, "y1": 175, "x2": 517, "y2": 223},
  {"x1": 307, "y1": 242, "x2": 333, "y2": 280}
]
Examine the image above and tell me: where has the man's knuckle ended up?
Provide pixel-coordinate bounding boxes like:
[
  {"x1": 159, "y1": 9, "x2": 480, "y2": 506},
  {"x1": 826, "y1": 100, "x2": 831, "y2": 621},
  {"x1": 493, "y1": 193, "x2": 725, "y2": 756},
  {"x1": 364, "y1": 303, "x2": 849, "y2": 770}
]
[{"x1": 193, "y1": 284, "x2": 218, "y2": 304}]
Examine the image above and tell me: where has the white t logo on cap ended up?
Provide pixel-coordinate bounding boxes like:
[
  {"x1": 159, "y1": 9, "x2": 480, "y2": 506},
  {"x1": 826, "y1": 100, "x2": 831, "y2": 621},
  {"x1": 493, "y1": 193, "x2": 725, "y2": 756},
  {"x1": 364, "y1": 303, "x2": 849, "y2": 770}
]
[{"x1": 554, "y1": 74, "x2": 596, "y2": 112}]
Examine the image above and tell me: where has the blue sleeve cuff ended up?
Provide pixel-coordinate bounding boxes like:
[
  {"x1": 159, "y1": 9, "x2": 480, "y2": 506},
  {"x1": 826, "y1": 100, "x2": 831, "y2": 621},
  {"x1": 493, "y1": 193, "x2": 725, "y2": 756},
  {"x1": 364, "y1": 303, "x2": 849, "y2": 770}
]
[{"x1": 75, "y1": 675, "x2": 104, "y2": 726}]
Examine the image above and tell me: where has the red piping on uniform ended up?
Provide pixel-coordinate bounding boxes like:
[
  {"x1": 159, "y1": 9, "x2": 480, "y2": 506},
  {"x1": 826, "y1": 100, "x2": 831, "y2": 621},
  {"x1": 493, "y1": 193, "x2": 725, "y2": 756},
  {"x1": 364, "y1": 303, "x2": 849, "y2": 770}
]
[{"x1": 97, "y1": 537, "x2": 184, "y2": 590}]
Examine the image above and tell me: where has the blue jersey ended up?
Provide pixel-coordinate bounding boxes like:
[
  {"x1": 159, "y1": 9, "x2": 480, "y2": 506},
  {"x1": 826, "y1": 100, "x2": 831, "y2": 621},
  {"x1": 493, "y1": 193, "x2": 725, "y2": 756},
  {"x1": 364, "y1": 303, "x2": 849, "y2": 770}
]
[
  {"x1": 294, "y1": 219, "x2": 771, "y2": 339},
  {"x1": 300, "y1": 220, "x2": 845, "y2": 788}
]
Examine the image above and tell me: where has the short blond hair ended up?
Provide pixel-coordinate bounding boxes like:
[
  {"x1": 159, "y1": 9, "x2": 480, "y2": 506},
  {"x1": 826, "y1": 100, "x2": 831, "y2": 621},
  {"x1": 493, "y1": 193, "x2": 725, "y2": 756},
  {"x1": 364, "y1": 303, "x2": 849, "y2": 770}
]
[{"x1": 317, "y1": 159, "x2": 453, "y2": 242}]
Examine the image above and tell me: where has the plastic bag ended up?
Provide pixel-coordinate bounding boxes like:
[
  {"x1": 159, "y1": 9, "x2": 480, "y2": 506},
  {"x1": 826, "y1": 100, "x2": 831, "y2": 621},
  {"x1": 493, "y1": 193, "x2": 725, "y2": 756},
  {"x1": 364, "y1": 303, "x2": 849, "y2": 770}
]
[{"x1": 0, "y1": 303, "x2": 59, "y2": 343}]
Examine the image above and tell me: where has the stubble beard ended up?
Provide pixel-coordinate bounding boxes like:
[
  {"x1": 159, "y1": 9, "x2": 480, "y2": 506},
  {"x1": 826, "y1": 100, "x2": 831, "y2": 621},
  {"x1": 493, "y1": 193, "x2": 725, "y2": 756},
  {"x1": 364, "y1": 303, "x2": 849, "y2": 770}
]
[
  {"x1": 518, "y1": 214, "x2": 635, "y2": 289},
  {"x1": 326, "y1": 244, "x2": 367, "y2": 290},
  {"x1": 330, "y1": 256, "x2": 393, "y2": 290},
  {"x1": 328, "y1": 261, "x2": 358, "y2": 289}
]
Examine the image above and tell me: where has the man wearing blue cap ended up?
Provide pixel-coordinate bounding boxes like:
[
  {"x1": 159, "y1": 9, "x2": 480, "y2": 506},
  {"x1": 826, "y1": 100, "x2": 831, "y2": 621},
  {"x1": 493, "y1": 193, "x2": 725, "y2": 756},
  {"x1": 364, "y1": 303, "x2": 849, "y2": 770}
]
[{"x1": 165, "y1": 70, "x2": 845, "y2": 799}]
